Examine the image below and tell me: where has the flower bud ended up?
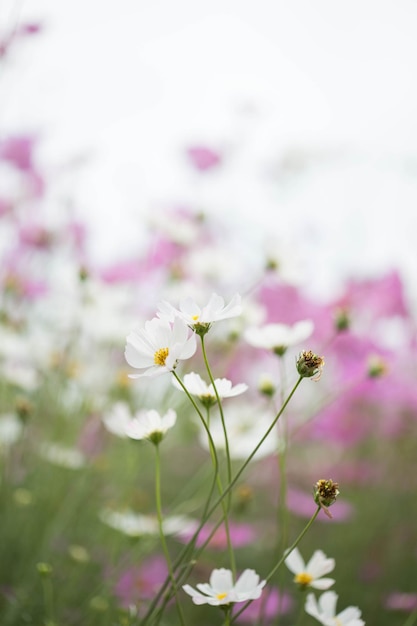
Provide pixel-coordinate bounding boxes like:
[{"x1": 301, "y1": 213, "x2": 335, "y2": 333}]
[
  {"x1": 367, "y1": 355, "x2": 387, "y2": 378},
  {"x1": 296, "y1": 351, "x2": 325, "y2": 381},
  {"x1": 313, "y1": 479, "x2": 339, "y2": 518},
  {"x1": 334, "y1": 308, "x2": 350, "y2": 332}
]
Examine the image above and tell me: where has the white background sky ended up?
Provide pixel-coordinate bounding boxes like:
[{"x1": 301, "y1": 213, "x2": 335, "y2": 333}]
[{"x1": 1, "y1": 0, "x2": 417, "y2": 301}]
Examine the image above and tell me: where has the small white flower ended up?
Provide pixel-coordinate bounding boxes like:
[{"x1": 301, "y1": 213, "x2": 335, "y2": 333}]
[
  {"x1": 0, "y1": 413, "x2": 23, "y2": 448},
  {"x1": 157, "y1": 293, "x2": 242, "y2": 330},
  {"x1": 100, "y1": 509, "x2": 197, "y2": 537},
  {"x1": 305, "y1": 591, "x2": 365, "y2": 626},
  {"x1": 183, "y1": 568, "x2": 266, "y2": 606},
  {"x1": 39, "y1": 443, "x2": 86, "y2": 470},
  {"x1": 198, "y1": 404, "x2": 282, "y2": 460},
  {"x1": 125, "y1": 316, "x2": 196, "y2": 378},
  {"x1": 285, "y1": 547, "x2": 335, "y2": 590},
  {"x1": 245, "y1": 320, "x2": 314, "y2": 355},
  {"x1": 125, "y1": 409, "x2": 177, "y2": 442},
  {"x1": 173, "y1": 372, "x2": 248, "y2": 405},
  {"x1": 103, "y1": 403, "x2": 176, "y2": 444}
]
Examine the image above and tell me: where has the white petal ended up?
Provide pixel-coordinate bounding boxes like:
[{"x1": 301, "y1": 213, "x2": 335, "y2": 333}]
[
  {"x1": 209, "y1": 568, "x2": 233, "y2": 593},
  {"x1": 318, "y1": 590, "x2": 338, "y2": 618},
  {"x1": 161, "y1": 409, "x2": 177, "y2": 431},
  {"x1": 337, "y1": 606, "x2": 363, "y2": 624},
  {"x1": 284, "y1": 547, "x2": 305, "y2": 574},
  {"x1": 182, "y1": 585, "x2": 212, "y2": 605},
  {"x1": 307, "y1": 550, "x2": 335, "y2": 578},
  {"x1": 234, "y1": 569, "x2": 260, "y2": 593},
  {"x1": 310, "y1": 578, "x2": 336, "y2": 590},
  {"x1": 305, "y1": 593, "x2": 324, "y2": 622}
]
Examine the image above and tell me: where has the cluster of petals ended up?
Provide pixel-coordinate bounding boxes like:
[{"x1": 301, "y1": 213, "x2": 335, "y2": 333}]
[
  {"x1": 172, "y1": 372, "x2": 248, "y2": 401},
  {"x1": 125, "y1": 316, "x2": 196, "y2": 378},
  {"x1": 285, "y1": 547, "x2": 335, "y2": 589},
  {"x1": 157, "y1": 293, "x2": 242, "y2": 327},
  {"x1": 183, "y1": 568, "x2": 266, "y2": 606},
  {"x1": 103, "y1": 403, "x2": 176, "y2": 441},
  {"x1": 305, "y1": 591, "x2": 365, "y2": 626},
  {"x1": 245, "y1": 320, "x2": 314, "y2": 351}
]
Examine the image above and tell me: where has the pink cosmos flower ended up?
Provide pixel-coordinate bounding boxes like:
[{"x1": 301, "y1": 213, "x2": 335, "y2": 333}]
[
  {"x1": 186, "y1": 146, "x2": 222, "y2": 172},
  {"x1": 234, "y1": 586, "x2": 293, "y2": 622},
  {"x1": 114, "y1": 556, "x2": 168, "y2": 608},
  {"x1": 179, "y1": 521, "x2": 256, "y2": 550}
]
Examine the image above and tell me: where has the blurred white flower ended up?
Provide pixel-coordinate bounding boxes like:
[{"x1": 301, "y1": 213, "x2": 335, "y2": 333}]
[
  {"x1": 125, "y1": 317, "x2": 196, "y2": 378},
  {"x1": 199, "y1": 404, "x2": 282, "y2": 460},
  {"x1": 305, "y1": 591, "x2": 365, "y2": 626},
  {"x1": 0, "y1": 413, "x2": 23, "y2": 448},
  {"x1": 103, "y1": 403, "x2": 176, "y2": 444},
  {"x1": 39, "y1": 443, "x2": 86, "y2": 469},
  {"x1": 245, "y1": 320, "x2": 314, "y2": 355},
  {"x1": 173, "y1": 372, "x2": 248, "y2": 405},
  {"x1": 285, "y1": 547, "x2": 335, "y2": 590},
  {"x1": 100, "y1": 509, "x2": 197, "y2": 537},
  {"x1": 183, "y1": 568, "x2": 266, "y2": 606},
  {"x1": 125, "y1": 408, "x2": 176, "y2": 442},
  {"x1": 157, "y1": 293, "x2": 242, "y2": 330}
]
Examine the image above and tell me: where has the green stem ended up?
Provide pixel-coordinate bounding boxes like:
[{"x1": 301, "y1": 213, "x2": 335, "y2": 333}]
[
  {"x1": 231, "y1": 506, "x2": 321, "y2": 623},
  {"x1": 402, "y1": 611, "x2": 417, "y2": 626},
  {"x1": 144, "y1": 377, "x2": 304, "y2": 624},
  {"x1": 141, "y1": 372, "x2": 220, "y2": 624},
  {"x1": 200, "y1": 335, "x2": 236, "y2": 578},
  {"x1": 154, "y1": 443, "x2": 186, "y2": 626}
]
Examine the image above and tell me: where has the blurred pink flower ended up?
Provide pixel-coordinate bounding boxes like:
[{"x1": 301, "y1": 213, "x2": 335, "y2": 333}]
[
  {"x1": 385, "y1": 592, "x2": 417, "y2": 611},
  {"x1": 179, "y1": 521, "x2": 256, "y2": 550},
  {"x1": 0, "y1": 136, "x2": 35, "y2": 171},
  {"x1": 287, "y1": 487, "x2": 354, "y2": 522},
  {"x1": 114, "y1": 556, "x2": 168, "y2": 608},
  {"x1": 234, "y1": 586, "x2": 293, "y2": 622},
  {"x1": 186, "y1": 146, "x2": 222, "y2": 172}
]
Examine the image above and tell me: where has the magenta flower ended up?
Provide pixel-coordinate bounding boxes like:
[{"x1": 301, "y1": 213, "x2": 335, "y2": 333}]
[
  {"x1": 179, "y1": 521, "x2": 256, "y2": 550},
  {"x1": 186, "y1": 146, "x2": 222, "y2": 172},
  {"x1": 114, "y1": 556, "x2": 168, "y2": 608},
  {"x1": 234, "y1": 586, "x2": 293, "y2": 622}
]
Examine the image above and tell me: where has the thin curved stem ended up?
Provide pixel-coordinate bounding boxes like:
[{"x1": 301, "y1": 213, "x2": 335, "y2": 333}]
[
  {"x1": 154, "y1": 443, "x2": 186, "y2": 626},
  {"x1": 200, "y1": 335, "x2": 236, "y2": 578},
  {"x1": 231, "y1": 506, "x2": 321, "y2": 623},
  {"x1": 145, "y1": 377, "x2": 304, "y2": 624}
]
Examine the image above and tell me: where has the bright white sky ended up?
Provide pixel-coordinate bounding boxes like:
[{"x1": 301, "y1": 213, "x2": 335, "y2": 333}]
[{"x1": 1, "y1": 0, "x2": 417, "y2": 300}]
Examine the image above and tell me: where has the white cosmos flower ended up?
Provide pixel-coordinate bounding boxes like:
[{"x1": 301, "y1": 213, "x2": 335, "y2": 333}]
[
  {"x1": 125, "y1": 316, "x2": 196, "y2": 378},
  {"x1": 102, "y1": 403, "x2": 176, "y2": 443},
  {"x1": 39, "y1": 443, "x2": 86, "y2": 470},
  {"x1": 245, "y1": 320, "x2": 314, "y2": 354},
  {"x1": 173, "y1": 372, "x2": 248, "y2": 405},
  {"x1": 305, "y1": 591, "x2": 365, "y2": 626},
  {"x1": 157, "y1": 293, "x2": 242, "y2": 329},
  {"x1": 100, "y1": 509, "x2": 197, "y2": 537},
  {"x1": 199, "y1": 404, "x2": 282, "y2": 460},
  {"x1": 285, "y1": 547, "x2": 335, "y2": 590},
  {"x1": 183, "y1": 568, "x2": 266, "y2": 606}
]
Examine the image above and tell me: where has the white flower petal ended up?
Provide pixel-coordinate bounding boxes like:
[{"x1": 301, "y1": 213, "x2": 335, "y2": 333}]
[
  {"x1": 284, "y1": 547, "x2": 306, "y2": 575},
  {"x1": 210, "y1": 568, "x2": 234, "y2": 593},
  {"x1": 310, "y1": 578, "x2": 336, "y2": 590},
  {"x1": 307, "y1": 550, "x2": 335, "y2": 578}
]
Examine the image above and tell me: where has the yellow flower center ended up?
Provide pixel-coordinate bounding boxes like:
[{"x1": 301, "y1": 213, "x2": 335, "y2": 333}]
[
  {"x1": 192, "y1": 314, "x2": 200, "y2": 321},
  {"x1": 216, "y1": 592, "x2": 228, "y2": 601},
  {"x1": 154, "y1": 347, "x2": 169, "y2": 366},
  {"x1": 294, "y1": 572, "x2": 313, "y2": 586}
]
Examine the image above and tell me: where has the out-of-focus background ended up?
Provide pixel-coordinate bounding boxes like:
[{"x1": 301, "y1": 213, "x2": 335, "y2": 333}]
[
  {"x1": 1, "y1": 4, "x2": 417, "y2": 626},
  {"x1": 1, "y1": 0, "x2": 417, "y2": 301}
]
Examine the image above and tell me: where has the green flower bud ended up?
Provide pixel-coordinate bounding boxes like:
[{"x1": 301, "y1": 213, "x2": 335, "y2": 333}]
[
  {"x1": 313, "y1": 479, "x2": 340, "y2": 518},
  {"x1": 296, "y1": 351, "x2": 325, "y2": 381}
]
